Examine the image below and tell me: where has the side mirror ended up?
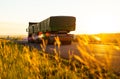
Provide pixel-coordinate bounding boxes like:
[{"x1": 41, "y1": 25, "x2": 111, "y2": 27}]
[{"x1": 26, "y1": 28, "x2": 28, "y2": 32}]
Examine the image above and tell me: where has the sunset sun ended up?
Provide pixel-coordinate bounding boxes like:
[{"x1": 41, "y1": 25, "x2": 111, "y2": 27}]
[{"x1": 75, "y1": 15, "x2": 118, "y2": 34}]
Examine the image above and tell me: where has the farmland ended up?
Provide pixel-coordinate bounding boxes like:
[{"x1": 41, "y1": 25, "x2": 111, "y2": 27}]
[{"x1": 0, "y1": 33, "x2": 120, "y2": 79}]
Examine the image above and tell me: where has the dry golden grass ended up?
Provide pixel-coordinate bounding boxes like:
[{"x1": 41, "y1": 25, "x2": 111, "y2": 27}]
[{"x1": 0, "y1": 34, "x2": 120, "y2": 79}]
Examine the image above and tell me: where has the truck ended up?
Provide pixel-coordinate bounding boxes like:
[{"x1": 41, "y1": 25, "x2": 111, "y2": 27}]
[{"x1": 26, "y1": 16, "x2": 76, "y2": 44}]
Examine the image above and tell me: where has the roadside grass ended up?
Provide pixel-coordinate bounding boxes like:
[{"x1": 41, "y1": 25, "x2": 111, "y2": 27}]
[{"x1": 0, "y1": 35, "x2": 120, "y2": 79}]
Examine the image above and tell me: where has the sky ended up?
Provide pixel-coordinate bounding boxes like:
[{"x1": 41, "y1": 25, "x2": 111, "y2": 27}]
[{"x1": 0, "y1": 0, "x2": 120, "y2": 35}]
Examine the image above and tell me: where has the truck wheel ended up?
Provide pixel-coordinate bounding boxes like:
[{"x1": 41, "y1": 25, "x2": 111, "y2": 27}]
[
  {"x1": 67, "y1": 41, "x2": 72, "y2": 45},
  {"x1": 28, "y1": 40, "x2": 31, "y2": 43}
]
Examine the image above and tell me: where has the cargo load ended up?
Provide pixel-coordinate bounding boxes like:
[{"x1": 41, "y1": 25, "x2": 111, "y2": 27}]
[{"x1": 38, "y1": 16, "x2": 76, "y2": 33}]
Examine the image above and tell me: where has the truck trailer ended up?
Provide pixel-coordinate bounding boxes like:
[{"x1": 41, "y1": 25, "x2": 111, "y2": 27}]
[{"x1": 26, "y1": 16, "x2": 76, "y2": 44}]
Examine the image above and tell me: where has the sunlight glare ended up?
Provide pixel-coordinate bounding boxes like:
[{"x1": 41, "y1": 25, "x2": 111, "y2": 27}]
[{"x1": 86, "y1": 15, "x2": 113, "y2": 34}]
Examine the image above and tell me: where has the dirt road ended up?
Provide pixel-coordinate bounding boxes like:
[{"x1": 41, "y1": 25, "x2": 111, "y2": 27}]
[
  {"x1": 16, "y1": 40, "x2": 80, "y2": 58},
  {"x1": 17, "y1": 40, "x2": 120, "y2": 74}
]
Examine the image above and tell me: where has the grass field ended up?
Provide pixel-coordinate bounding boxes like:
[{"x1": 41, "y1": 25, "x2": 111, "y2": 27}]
[{"x1": 0, "y1": 34, "x2": 120, "y2": 79}]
